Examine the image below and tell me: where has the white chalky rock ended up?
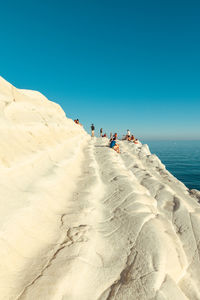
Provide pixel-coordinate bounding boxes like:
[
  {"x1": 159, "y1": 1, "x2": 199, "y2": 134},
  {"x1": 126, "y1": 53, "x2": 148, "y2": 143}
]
[{"x1": 0, "y1": 76, "x2": 199, "y2": 300}]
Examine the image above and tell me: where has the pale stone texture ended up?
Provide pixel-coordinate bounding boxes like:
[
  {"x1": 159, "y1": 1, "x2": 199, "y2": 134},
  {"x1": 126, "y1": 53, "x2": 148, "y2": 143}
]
[{"x1": 0, "y1": 77, "x2": 199, "y2": 300}]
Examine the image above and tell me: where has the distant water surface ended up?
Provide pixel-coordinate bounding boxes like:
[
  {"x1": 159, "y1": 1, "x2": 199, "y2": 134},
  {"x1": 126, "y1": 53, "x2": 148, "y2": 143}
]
[{"x1": 142, "y1": 140, "x2": 200, "y2": 191}]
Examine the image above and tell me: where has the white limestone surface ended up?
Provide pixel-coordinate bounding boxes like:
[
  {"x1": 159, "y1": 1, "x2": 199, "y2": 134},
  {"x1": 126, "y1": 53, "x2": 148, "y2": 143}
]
[{"x1": 0, "y1": 77, "x2": 200, "y2": 300}]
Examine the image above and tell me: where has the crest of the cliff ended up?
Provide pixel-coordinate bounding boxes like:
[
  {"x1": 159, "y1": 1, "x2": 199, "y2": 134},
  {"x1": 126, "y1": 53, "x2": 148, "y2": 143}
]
[{"x1": 0, "y1": 76, "x2": 89, "y2": 168}]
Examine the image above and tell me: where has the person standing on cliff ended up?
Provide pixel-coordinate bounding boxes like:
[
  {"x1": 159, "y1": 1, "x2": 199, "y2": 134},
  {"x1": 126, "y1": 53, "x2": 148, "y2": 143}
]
[
  {"x1": 91, "y1": 124, "x2": 95, "y2": 137},
  {"x1": 100, "y1": 128, "x2": 103, "y2": 137}
]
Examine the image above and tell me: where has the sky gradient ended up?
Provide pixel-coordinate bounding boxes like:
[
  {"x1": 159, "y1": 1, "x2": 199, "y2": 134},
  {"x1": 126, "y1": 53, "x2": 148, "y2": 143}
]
[{"x1": 1, "y1": 0, "x2": 200, "y2": 139}]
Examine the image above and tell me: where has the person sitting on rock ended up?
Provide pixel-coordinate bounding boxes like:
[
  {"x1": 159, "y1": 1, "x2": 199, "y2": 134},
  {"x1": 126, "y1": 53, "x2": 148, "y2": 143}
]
[
  {"x1": 74, "y1": 119, "x2": 82, "y2": 126},
  {"x1": 131, "y1": 135, "x2": 135, "y2": 141},
  {"x1": 110, "y1": 138, "x2": 120, "y2": 153},
  {"x1": 114, "y1": 133, "x2": 117, "y2": 139}
]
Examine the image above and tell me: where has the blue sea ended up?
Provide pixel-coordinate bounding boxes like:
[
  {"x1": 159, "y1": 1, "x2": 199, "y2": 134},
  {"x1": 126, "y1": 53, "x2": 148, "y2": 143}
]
[{"x1": 142, "y1": 140, "x2": 200, "y2": 191}]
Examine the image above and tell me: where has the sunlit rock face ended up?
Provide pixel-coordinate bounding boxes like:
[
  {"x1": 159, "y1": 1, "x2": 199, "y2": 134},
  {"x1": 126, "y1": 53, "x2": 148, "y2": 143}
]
[
  {"x1": 0, "y1": 77, "x2": 200, "y2": 300},
  {"x1": 0, "y1": 77, "x2": 89, "y2": 299}
]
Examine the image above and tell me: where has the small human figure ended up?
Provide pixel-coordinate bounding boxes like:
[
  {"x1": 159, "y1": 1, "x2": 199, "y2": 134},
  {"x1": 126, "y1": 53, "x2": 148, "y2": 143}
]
[
  {"x1": 114, "y1": 133, "x2": 117, "y2": 139},
  {"x1": 100, "y1": 128, "x2": 103, "y2": 137},
  {"x1": 125, "y1": 129, "x2": 131, "y2": 140},
  {"x1": 110, "y1": 138, "x2": 120, "y2": 153},
  {"x1": 110, "y1": 132, "x2": 112, "y2": 139},
  {"x1": 74, "y1": 119, "x2": 82, "y2": 126},
  {"x1": 102, "y1": 133, "x2": 107, "y2": 137},
  {"x1": 91, "y1": 124, "x2": 95, "y2": 137},
  {"x1": 134, "y1": 139, "x2": 139, "y2": 144},
  {"x1": 131, "y1": 135, "x2": 135, "y2": 141}
]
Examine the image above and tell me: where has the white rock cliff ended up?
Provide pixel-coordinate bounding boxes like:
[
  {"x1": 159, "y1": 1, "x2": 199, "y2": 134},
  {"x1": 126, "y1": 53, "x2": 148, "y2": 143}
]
[{"x1": 0, "y1": 77, "x2": 200, "y2": 300}]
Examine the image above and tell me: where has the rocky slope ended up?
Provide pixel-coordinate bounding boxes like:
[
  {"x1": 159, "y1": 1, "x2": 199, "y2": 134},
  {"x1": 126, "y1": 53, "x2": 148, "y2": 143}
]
[{"x1": 0, "y1": 77, "x2": 200, "y2": 300}]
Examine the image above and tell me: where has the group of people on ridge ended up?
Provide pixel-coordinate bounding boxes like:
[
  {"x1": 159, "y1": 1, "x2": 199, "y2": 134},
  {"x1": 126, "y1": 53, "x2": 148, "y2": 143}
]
[
  {"x1": 125, "y1": 129, "x2": 139, "y2": 144},
  {"x1": 91, "y1": 125, "x2": 138, "y2": 154},
  {"x1": 74, "y1": 121, "x2": 138, "y2": 154}
]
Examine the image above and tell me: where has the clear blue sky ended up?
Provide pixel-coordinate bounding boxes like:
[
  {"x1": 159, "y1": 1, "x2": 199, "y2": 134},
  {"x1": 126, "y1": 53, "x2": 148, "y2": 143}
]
[{"x1": 1, "y1": 0, "x2": 200, "y2": 140}]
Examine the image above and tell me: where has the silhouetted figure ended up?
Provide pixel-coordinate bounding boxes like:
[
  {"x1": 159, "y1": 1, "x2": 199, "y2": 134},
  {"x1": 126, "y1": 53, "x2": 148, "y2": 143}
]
[{"x1": 91, "y1": 124, "x2": 95, "y2": 137}]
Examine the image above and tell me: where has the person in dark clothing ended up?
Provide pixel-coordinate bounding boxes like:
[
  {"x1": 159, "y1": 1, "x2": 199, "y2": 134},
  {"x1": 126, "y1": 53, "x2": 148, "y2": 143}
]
[
  {"x1": 91, "y1": 124, "x2": 95, "y2": 137},
  {"x1": 100, "y1": 128, "x2": 103, "y2": 137},
  {"x1": 131, "y1": 135, "x2": 135, "y2": 141}
]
